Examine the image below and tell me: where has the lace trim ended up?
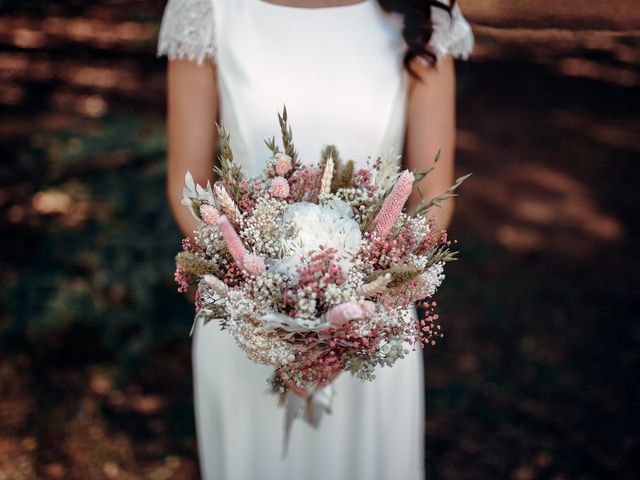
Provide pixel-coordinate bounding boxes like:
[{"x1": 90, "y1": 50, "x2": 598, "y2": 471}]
[
  {"x1": 157, "y1": 0, "x2": 217, "y2": 65},
  {"x1": 430, "y1": 3, "x2": 475, "y2": 61}
]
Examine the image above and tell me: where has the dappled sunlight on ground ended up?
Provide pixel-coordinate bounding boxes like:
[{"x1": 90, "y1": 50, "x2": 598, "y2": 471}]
[{"x1": 462, "y1": 162, "x2": 624, "y2": 254}]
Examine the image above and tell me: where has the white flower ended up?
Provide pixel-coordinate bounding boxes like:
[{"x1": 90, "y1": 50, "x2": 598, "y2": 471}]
[
  {"x1": 269, "y1": 199, "x2": 362, "y2": 278},
  {"x1": 182, "y1": 171, "x2": 214, "y2": 206},
  {"x1": 420, "y1": 262, "x2": 445, "y2": 297},
  {"x1": 372, "y1": 150, "x2": 402, "y2": 193}
]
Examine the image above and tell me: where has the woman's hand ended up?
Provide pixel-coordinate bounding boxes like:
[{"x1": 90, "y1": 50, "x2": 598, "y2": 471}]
[
  {"x1": 166, "y1": 59, "x2": 219, "y2": 239},
  {"x1": 405, "y1": 56, "x2": 457, "y2": 231}
]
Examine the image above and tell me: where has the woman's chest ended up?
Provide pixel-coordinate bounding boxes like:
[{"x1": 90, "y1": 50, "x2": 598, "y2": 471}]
[
  {"x1": 215, "y1": 0, "x2": 406, "y2": 101},
  {"x1": 212, "y1": 0, "x2": 410, "y2": 172}
]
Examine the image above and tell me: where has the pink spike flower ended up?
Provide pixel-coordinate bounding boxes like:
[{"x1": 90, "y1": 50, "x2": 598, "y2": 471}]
[
  {"x1": 218, "y1": 215, "x2": 248, "y2": 270},
  {"x1": 372, "y1": 170, "x2": 414, "y2": 240},
  {"x1": 199, "y1": 204, "x2": 220, "y2": 225}
]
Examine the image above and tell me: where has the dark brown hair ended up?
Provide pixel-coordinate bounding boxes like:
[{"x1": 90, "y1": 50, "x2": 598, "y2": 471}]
[{"x1": 376, "y1": 0, "x2": 455, "y2": 73}]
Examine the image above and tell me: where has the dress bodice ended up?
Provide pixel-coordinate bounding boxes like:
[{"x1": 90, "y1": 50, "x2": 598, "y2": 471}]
[{"x1": 158, "y1": 0, "x2": 473, "y2": 177}]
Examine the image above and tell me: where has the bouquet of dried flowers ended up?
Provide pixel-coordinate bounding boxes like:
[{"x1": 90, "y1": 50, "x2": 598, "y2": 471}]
[{"x1": 175, "y1": 109, "x2": 468, "y2": 435}]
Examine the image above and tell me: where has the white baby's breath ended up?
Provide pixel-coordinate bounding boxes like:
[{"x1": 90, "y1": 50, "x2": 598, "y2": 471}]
[
  {"x1": 420, "y1": 261, "x2": 445, "y2": 298},
  {"x1": 371, "y1": 150, "x2": 402, "y2": 193}
]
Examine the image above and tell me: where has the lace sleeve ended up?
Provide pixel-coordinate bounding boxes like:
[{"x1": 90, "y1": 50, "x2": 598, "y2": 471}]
[
  {"x1": 157, "y1": 0, "x2": 217, "y2": 65},
  {"x1": 429, "y1": 3, "x2": 474, "y2": 61}
]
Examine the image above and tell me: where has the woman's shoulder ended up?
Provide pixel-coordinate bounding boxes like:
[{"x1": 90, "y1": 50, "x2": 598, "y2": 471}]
[{"x1": 157, "y1": 0, "x2": 217, "y2": 65}]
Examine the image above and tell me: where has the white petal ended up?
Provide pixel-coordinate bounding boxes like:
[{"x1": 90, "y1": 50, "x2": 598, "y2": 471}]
[{"x1": 185, "y1": 171, "x2": 196, "y2": 192}]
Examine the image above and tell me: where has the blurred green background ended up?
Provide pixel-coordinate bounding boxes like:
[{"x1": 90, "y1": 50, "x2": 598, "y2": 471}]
[{"x1": 0, "y1": 1, "x2": 638, "y2": 479}]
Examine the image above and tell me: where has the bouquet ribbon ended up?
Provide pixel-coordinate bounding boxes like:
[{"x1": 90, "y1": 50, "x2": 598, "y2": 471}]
[{"x1": 282, "y1": 384, "x2": 335, "y2": 458}]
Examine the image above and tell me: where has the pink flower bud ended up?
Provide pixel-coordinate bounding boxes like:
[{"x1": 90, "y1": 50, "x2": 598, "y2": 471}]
[
  {"x1": 326, "y1": 302, "x2": 364, "y2": 328},
  {"x1": 270, "y1": 176, "x2": 290, "y2": 199},
  {"x1": 361, "y1": 301, "x2": 376, "y2": 315},
  {"x1": 243, "y1": 253, "x2": 266, "y2": 276},
  {"x1": 199, "y1": 204, "x2": 220, "y2": 225},
  {"x1": 274, "y1": 153, "x2": 292, "y2": 176}
]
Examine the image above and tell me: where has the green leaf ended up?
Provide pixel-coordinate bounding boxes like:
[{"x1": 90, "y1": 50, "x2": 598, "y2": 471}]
[
  {"x1": 413, "y1": 148, "x2": 442, "y2": 184},
  {"x1": 412, "y1": 173, "x2": 472, "y2": 216}
]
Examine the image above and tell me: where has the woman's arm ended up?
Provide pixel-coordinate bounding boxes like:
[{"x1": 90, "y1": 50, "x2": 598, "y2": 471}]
[
  {"x1": 404, "y1": 56, "x2": 457, "y2": 231},
  {"x1": 166, "y1": 59, "x2": 218, "y2": 238}
]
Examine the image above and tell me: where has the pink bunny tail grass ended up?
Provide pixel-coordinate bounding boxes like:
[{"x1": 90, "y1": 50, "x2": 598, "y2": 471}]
[
  {"x1": 270, "y1": 176, "x2": 290, "y2": 199},
  {"x1": 199, "y1": 204, "x2": 220, "y2": 225},
  {"x1": 326, "y1": 302, "x2": 365, "y2": 328},
  {"x1": 243, "y1": 253, "x2": 266, "y2": 276},
  {"x1": 361, "y1": 301, "x2": 376, "y2": 315},
  {"x1": 372, "y1": 170, "x2": 415, "y2": 240},
  {"x1": 274, "y1": 153, "x2": 293, "y2": 176},
  {"x1": 217, "y1": 215, "x2": 248, "y2": 270}
]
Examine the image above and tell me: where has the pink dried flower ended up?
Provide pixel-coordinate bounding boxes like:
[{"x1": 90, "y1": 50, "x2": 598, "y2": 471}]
[
  {"x1": 194, "y1": 288, "x2": 203, "y2": 312},
  {"x1": 174, "y1": 267, "x2": 191, "y2": 293},
  {"x1": 363, "y1": 231, "x2": 413, "y2": 270},
  {"x1": 218, "y1": 215, "x2": 248, "y2": 270},
  {"x1": 223, "y1": 262, "x2": 243, "y2": 286},
  {"x1": 237, "y1": 180, "x2": 258, "y2": 212},
  {"x1": 361, "y1": 301, "x2": 376, "y2": 315},
  {"x1": 243, "y1": 253, "x2": 266, "y2": 276},
  {"x1": 270, "y1": 176, "x2": 290, "y2": 199},
  {"x1": 288, "y1": 164, "x2": 320, "y2": 202},
  {"x1": 238, "y1": 192, "x2": 256, "y2": 213},
  {"x1": 326, "y1": 302, "x2": 364, "y2": 328},
  {"x1": 289, "y1": 320, "x2": 387, "y2": 387},
  {"x1": 413, "y1": 300, "x2": 444, "y2": 348},
  {"x1": 274, "y1": 153, "x2": 292, "y2": 176},
  {"x1": 284, "y1": 248, "x2": 348, "y2": 318},
  {"x1": 199, "y1": 204, "x2": 220, "y2": 225},
  {"x1": 373, "y1": 170, "x2": 414, "y2": 240},
  {"x1": 181, "y1": 237, "x2": 194, "y2": 252},
  {"x1": 353, "y1": 169, "x2": 377, "y2": 195}
]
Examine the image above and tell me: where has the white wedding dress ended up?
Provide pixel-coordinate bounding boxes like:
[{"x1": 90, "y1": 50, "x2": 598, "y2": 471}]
[{"x1": 158, "y1": 1, "x2": 473, "y2": 478}]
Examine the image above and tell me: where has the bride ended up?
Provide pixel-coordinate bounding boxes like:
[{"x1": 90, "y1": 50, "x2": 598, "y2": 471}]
[{"x1": 158, "y1": 0, "x2": 473, "y2": 478}]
